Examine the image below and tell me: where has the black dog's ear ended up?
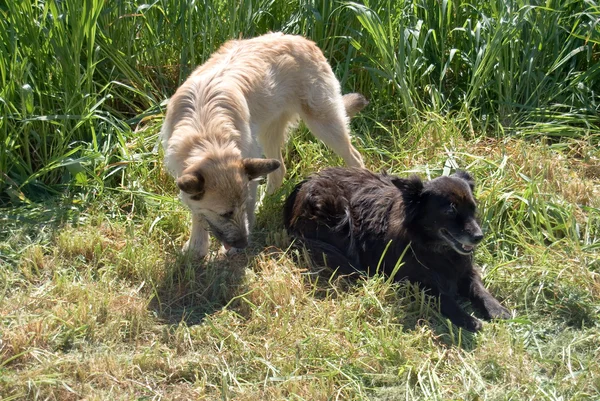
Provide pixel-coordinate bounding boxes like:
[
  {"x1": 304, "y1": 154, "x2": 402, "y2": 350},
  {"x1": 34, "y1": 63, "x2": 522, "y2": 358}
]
[
  {"x1": 453, "y1": 170, "x2": 476, "y2": 193},
  {"x1": 391, "y1": 175, "x2": 424, "y2": 224},
  {"x1": 391, "y1": 175, "x2": 424, "y2": 195}
]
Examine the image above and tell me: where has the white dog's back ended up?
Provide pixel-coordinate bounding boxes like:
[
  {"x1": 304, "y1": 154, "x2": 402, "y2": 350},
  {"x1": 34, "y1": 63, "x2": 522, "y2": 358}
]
[{"x1": 162, "y1": 33, "x2": 360, "y2": 174}]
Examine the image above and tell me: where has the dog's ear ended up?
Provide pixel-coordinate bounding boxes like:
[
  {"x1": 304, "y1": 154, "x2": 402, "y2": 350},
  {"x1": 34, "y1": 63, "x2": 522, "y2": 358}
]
[
  {"x1": 243, "y1": 158, "x2": 281, "y2": 180},
  {"x1": 391, "y1": 175, "x2": 424, "y2": 224},
  {"x1": 452, "y1": 170, "x2": 475, "y2": 193},
  {"x1": 177, "y1": 172, "x2": 205, "y2": 196},
  {"x1": 391, "y1": 175, "x2": 424, "y2": 197}
]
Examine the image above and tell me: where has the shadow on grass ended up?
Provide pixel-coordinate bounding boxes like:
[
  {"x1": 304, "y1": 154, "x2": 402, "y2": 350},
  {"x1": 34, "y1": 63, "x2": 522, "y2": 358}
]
[
  {"x1": 149, "y1": 245, "x2": 260, "y2": 326},
  {"x1": 394, "y1": 288, "x2": 483, "y2": 351},
  {"x1": 147, "y1": 190, "x2": 284, "y2": 326},
  {"x1": 287, "y1": 247, "x2": 485, "y2": 350},
  {"x1": 0, "y1": 197, "x2": 84, "y2": 264}
]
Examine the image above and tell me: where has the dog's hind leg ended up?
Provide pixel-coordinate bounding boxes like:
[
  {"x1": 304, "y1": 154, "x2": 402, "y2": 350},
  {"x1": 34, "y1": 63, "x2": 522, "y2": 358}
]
[
  {"x1": 259, "y1": 114, "x2": 294, "y2": 195},
  {"x1": 184, "y1": 213, "x2": 210, "y2": 258},
  {"x1": 294, "y1": 237, "x2": 362, "y2": 277},
  {"x1": 300, "y1": 101, "x2": 364, "y2": 168}
]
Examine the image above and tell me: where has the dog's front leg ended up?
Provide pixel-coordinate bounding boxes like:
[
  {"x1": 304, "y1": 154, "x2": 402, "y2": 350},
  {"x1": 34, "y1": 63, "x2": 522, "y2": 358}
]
[
  {"x1": 184, "y1": 213, "x2": 210, "y2": 258},
  {"x1": 460, "y1": 271, "x2": 511, "y2": 320},
  {"x1": 266, "y1": 168, "x2": 285, "y2": 195},
  {"x1": 438, "y1": 293, "x2": 483, "y2": 332},
  {"x1": 246, "y1": 180, "x2": 259, "y2": 229}
]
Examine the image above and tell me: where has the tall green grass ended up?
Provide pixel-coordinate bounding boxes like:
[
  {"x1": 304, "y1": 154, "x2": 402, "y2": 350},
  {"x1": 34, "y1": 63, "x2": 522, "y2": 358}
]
[
  {"x1": 347, "y1": 0, "x2": 600, "y2": 131},
  {"x1": 1, "y1": 0, "x2": 599, "y2": 202}
]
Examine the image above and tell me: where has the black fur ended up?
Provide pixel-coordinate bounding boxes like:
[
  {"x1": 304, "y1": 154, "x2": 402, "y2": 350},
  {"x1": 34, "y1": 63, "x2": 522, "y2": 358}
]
[{"x1": 284, "y1": 167, "x2": 510, "y2": 332}]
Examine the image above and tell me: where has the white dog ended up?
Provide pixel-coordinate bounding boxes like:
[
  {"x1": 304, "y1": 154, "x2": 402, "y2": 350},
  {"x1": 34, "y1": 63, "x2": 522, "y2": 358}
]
[{"x1": 161, "y1": 33, "x2": 368, "y2": 257}]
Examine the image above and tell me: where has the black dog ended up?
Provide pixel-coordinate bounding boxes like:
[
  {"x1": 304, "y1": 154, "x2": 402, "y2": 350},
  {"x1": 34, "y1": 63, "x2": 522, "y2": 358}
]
[{"x1": 284, "y1": 167, "x2": 510, "y2": 332}]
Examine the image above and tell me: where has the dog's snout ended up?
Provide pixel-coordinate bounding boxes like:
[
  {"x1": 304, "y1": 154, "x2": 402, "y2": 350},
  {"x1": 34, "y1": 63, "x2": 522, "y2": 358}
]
[
  {"x1": 231, "y1": 238, "x2": 248, "y2": 249},
  {"x1": 467, "y1": 219, "x2": 484, "y2": 244}
]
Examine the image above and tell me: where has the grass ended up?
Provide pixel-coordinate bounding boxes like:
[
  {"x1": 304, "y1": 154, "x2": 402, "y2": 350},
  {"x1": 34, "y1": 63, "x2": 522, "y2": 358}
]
[
  {"x1": 1, "y1": 0, "x2": 600, "y2": 400},
  {"x1": 2, "y1": 126, "x2": 599, "y2": 400}
]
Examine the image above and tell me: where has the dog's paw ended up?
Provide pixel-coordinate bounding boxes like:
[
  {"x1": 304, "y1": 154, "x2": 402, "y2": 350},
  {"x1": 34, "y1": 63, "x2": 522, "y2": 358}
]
[
  {"x1": 486, "y1": 303, "x2": 511, "y2": 320},
  {"x1": 218, "y1": 245, "x2": 245, "y2": 257},
  {"x1": 461, "y1": 316, "x2": 483, "y2": 333}
]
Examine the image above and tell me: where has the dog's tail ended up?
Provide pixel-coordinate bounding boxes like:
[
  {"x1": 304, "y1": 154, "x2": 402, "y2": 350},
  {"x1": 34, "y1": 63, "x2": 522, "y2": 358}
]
[
  {"x1": 283, "y1": 179, "x2": 307, "y2": 230},
  {"x1": 342, "y1": 93, "x2": 369, "y2": 118}
]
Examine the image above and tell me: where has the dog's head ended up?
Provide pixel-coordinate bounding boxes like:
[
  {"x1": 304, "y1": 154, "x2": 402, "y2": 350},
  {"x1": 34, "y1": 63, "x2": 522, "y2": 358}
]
[
  {"x1": 177, "y1": 155, "x2": 280, "y2": 249},
  {"x1": 393, "y1": 170, "x2": 483, "y2": 255}
]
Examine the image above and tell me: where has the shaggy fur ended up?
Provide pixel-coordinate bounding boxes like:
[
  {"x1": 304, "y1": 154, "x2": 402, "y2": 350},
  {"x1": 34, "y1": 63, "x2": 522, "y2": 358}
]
[
  {"x1": 161, "y1": 33, "x2": 368, "y2": 257},
  {"x1": 284, "y1": 167, "x2": 511, "y2": 332}
]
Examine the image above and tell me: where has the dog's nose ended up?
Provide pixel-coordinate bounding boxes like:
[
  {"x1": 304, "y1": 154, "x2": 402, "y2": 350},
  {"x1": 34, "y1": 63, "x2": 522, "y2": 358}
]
[{"x1": 472, "y1": 233, "x2": 484, "y2": 244}]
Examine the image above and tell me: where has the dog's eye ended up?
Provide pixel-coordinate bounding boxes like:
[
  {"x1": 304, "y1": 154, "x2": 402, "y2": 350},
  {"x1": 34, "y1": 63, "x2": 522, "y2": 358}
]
[
  {"x1": 446, "y1": 203, "x2": 457, "y2": 216},
  {"x1": 220, "y1": 211, "x2": 234, "y2": 219}
]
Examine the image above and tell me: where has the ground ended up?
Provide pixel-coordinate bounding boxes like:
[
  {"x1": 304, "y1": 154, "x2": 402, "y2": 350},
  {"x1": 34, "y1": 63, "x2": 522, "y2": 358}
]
[{"x1": 1, "y1": 116, "x2": 599, "y2": 400}]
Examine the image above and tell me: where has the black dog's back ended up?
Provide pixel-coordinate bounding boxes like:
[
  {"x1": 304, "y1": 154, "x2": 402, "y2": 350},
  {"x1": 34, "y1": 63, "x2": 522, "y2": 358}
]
[
  {"x1": 283, "y1": 171, "x2": 364, "y2": 275},
  {"x1": 284, "y1": 180, "x2": 354, "y2": 271},
  {"x1": 285, "y1": 167, "x2": 414, "y2": 274}
]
